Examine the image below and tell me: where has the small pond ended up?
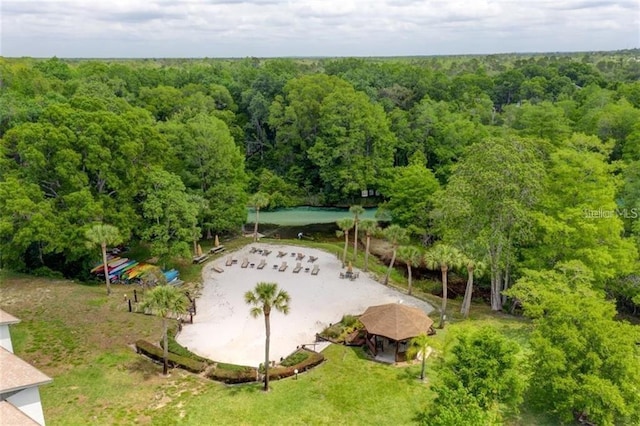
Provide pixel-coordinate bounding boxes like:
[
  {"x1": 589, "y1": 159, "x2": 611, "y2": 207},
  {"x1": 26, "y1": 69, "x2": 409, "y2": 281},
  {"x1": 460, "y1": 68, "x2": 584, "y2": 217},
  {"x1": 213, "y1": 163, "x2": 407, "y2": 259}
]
[{"x1": 245, "y1": 206, "x2": 382, "y2": 239}]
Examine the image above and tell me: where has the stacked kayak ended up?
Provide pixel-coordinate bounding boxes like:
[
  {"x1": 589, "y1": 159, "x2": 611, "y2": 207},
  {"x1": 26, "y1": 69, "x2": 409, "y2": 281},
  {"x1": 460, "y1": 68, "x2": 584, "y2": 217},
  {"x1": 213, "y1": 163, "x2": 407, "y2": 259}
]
[{"x1": 91, "y1": 256, "x2": 180, "y2": 286}]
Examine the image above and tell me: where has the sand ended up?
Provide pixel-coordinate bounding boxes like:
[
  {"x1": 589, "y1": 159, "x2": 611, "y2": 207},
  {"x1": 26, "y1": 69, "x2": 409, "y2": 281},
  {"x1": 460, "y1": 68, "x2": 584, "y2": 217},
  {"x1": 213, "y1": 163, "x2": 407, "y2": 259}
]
[{"x1": 176, "y1": 243, "x2": 435, "y2": 367}]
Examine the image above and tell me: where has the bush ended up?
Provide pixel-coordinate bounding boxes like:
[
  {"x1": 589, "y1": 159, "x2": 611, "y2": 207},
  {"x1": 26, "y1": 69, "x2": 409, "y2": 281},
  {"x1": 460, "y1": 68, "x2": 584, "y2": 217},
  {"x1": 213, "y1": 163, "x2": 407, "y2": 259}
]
[
  {"x1": 269, "y1": 349, "x2": 324, "y2": 380},
  {"x1": 281, "y1": 351, "x2": 309, "y2": 367},
  {"x1": 135, "y1": 340, "x2": 206, "y2": 373},
  {"x1": 162, "y1": 336, "x2": 211, "y2": 364},
  {"x1": 321, "y1": 324, "x2": 342, "y2": 340},
  {"x1": 341, "y1": 314, "x2": 358, "y2": 327},
  {"x1": 206, "y1": 364, "x2": 257, "y2": 384}
]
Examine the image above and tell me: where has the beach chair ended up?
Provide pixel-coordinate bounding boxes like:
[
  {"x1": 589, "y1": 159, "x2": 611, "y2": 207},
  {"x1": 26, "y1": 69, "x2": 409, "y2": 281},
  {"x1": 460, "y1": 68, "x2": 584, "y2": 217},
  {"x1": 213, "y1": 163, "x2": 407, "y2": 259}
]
[
  {"x1": 257, "y1": 259, "x2": 267, "y2": 269},
  {"x1": 307, "y1": 256, "x2": 318, "y2": 263},
  {"x1": 293, "y1": 262, "x2": 302, "y2": 273},
  {"x1": 241, "y1": 258, "x2": 249, "y2": 268},
  {"x1": 213, "y1": 265, "x2": 224, "y2": 273},
  {"x1": 311, "y1": 265, "x2": 320, "y2": 275},
  {"x1": 277, "y1": 251, "x2": 287, "y2": 258},
  {"x1": 296, "y1": 253, "x2": 305, "y2": 261},
  {"x1": 249, "y1": 247, "x2": 257, "y2": 254},
  {"x1": 279, "y1": 261, "x2": 288, "y2": 272},
  {"x1": 262, "y1": 249, "x2": 272, "y2": 256},
  {"x1": 225, "y1": 257, "x2": 233, "y2": 267}
]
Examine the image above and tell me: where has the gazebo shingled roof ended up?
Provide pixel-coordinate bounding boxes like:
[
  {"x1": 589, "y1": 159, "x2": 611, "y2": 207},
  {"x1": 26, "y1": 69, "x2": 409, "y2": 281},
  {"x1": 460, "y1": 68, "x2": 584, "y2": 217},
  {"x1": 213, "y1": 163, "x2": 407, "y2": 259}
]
[{"x1": 359, "y1": 303, "x2": 434, "y2": 341}]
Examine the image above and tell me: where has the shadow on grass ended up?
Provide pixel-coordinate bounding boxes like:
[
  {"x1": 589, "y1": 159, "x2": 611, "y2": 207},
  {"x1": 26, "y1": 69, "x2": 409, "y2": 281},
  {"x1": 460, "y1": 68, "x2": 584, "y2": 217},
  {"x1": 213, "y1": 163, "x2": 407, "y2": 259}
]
[
  {"x1": 348, "y1": 345, "x2": 372, "y2": 361},
  {"x1": 226, "y1": 382, "x2": 262, "y2": 396},
  {"x1": 395, "y1": 365, "x2": 424, "y2": 384},
  {"x1": 128, "y1": 357, "x2": 162, "y2": 381}
]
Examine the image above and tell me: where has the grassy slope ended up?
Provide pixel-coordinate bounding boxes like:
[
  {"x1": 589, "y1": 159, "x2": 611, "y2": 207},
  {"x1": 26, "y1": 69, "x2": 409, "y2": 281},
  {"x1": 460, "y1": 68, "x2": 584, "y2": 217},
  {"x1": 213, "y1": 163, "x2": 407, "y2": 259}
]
[{"x1": 0, "y1": 240, "x2": 549, "y2": 425}]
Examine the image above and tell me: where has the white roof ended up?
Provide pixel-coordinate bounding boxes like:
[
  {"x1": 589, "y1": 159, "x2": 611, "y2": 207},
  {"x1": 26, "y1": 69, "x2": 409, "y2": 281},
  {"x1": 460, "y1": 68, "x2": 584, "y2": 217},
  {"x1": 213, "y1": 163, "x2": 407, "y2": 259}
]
[
  {"x1": 0, "y1": 401, "x2": 39, "y2": 425},
  {"x1": 0, "y1": 347, "x2": 52, "y2": 394},
  {"x1": 0, "y1": 309, "x2": 20, "y2": 326}
]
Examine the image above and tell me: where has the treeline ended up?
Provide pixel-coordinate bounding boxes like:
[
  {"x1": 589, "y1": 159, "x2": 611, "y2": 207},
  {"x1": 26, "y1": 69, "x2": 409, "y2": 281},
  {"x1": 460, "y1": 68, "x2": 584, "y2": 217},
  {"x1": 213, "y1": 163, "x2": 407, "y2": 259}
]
[{"x1": 0, "y1": 52, "x2": 639, "y2": 280}]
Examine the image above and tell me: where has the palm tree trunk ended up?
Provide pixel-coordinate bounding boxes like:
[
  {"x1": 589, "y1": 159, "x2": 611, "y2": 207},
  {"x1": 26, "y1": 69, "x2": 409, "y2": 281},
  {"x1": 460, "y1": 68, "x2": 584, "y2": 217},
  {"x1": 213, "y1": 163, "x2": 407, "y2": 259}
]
[
  {"x1": 342, "y1": 231, "x2": 349, "y2": 266},
  {"x1": 461, "y1": 267, "x2": 474, "y2": 318},
  {"x1": 253, "y1": 208, "x2": 260, "y2": 242},
  {"x1": 439, "y1": 266, "x2": 448, "y2": 328},
  {"x1": 384, "y1": 249, "x2": 397, "y2": 285},
  {"x1": 162, "y1": 318, "x2": 169, "y2": 376},
  {"x1": 263, "y1": 312, "x2": 270, "y2": 391},
  {"x1": 364, "y1": 234, "x2": 371, "y2": 272},
  {"x1": 353, "y1": 222, "x2": 358, "y2": 262},
  {"x1": 101, "y1": 242, "x2": 111, "y2": 295},
  {"x1": 407, "y1": 264, "x2": 413, "y2": 296}
]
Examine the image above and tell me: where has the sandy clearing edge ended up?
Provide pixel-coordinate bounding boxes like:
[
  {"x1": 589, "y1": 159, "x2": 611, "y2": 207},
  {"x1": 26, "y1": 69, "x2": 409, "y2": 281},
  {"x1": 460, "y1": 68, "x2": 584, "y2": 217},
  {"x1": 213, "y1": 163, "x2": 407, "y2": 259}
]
[{"x1": 176, "y1": 243, "x2": 435, "y2": 367}]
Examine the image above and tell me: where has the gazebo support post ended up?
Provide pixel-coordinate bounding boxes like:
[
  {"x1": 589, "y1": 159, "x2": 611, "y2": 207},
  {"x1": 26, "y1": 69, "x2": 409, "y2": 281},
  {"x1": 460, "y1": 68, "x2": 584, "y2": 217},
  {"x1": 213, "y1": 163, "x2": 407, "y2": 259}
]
[{"x1": 395, "y1": 341, "x2": 399, "y2": 362}]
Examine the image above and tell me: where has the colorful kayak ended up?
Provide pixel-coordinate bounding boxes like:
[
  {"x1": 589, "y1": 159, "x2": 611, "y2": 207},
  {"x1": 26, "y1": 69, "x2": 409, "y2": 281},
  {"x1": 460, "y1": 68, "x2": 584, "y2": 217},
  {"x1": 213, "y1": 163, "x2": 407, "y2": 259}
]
[
  {"x1": 163, "y1": 269, "x2": 179, "y2": 283},
  {"x1": 109, "y1": 258, "x2": 133, "y2": 274}
]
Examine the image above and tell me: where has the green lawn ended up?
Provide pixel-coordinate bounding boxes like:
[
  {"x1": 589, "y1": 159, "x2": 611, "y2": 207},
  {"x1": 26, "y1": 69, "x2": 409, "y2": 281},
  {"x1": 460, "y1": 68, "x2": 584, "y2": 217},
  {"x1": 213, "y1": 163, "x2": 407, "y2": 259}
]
[{"x1": 0, "y1": 243, "x2": 547, "y2": 425}]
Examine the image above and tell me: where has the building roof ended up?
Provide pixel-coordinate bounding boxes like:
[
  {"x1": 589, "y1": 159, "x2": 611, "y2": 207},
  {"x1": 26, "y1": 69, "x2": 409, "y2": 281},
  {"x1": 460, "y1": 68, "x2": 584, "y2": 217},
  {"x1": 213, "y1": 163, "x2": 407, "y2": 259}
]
[
  {"x1": 359, "y1": 303, "x2": 434, "y2": 341},
  {"x1": 0, "y1": 401, "x2": 40, "y2": 425},
  {"x1": 0, "y1": 347, "x2": 52, "y2": 394},
  {"x1": 0, "y1": 309, "x2": 20, "y2": 326}
]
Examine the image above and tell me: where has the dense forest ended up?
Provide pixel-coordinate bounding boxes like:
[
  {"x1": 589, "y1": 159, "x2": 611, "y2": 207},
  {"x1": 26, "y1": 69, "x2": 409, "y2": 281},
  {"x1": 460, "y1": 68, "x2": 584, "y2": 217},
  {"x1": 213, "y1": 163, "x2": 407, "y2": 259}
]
[{"x1": 1, "y1": 51, "x2": 640, "y2": 423}]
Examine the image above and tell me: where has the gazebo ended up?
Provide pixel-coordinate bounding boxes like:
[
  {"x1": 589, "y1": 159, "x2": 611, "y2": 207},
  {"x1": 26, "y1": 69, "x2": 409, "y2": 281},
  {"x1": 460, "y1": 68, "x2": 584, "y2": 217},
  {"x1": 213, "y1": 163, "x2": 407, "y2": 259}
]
[{"x1": 359, "y1": 303, "x2": 434, "y2": 363}]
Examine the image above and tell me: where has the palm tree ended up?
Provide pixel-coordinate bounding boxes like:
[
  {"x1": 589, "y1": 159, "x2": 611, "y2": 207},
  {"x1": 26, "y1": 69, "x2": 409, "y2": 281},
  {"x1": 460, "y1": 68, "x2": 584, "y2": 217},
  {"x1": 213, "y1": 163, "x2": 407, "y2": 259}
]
[
  {"x1": 406, "y1": 333, "x2": 430, "y2": 382},
  {"x1": 397, "y1": 245, "x2": 422, "y2": 296},
  {"x1": 349, "y1": 205, "x2": 365, "y2": 262},
  {"x1": 459, "y1": 255, "x2": 486, "y2": 319},
  {"x1": 382, "y1": 224, "x2": 409, "y2": 286},
  {"x1": 85, "y1": 223, "x2": 123, "y2": 295},
  {"x1": 245, "y1": 282, "x2": 291, "y2": 391},
  {"x1": 359, "y1": 219, "x2": 378, "y2": 272},
  {"x1": 336, "y1": 218, "x2": 354, "y2": 266},
  {"x1": 249, "y1": 192, "x2": 270, "y2": 242},
  {"x1": 141, "y1": 285, "x2": 188, "y2": 375},
  {"x1": 424, "y1": 244, "x2": 462, "y2": 329}
]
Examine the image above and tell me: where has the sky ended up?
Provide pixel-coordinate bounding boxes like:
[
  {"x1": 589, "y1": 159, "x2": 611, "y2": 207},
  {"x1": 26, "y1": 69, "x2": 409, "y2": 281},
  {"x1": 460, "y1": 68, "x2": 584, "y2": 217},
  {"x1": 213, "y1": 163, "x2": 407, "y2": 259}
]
[{"x1": 1, "y1": 0, "x2": 638, "y2": 58}]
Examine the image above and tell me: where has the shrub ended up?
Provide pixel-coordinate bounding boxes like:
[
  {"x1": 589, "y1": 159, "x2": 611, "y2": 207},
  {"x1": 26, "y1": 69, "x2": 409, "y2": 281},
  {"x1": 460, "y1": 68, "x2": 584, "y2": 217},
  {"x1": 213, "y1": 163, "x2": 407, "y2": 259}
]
[
  {"x1": 321, "y1": 324, "x2": 342, "y2": 340},
  {"x1": 206, "y1": 365, "x2": 257, "y2": 384},
  {"x1": 135, "y1": 339, "x2": 206, "y2": 373},
  {"x1": 269, "y1": 349, "x2": 324, "y2": 380},
  {"x1": 162, "y1": 336, "x2": 211, "y2": 364},
  {"x1": 341, "y1": 314, "x2": 358, "y2": 327},
  {"x1": 281, "y1": 351, "x2": 309, "y2": 367}
]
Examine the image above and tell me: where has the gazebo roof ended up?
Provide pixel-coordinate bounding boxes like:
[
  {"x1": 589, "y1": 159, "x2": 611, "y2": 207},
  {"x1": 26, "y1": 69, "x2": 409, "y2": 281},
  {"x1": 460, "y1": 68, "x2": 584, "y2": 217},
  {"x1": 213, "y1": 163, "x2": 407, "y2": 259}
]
[{"x1": 359, "y1": 303, "x2": 434, "y2": 341}]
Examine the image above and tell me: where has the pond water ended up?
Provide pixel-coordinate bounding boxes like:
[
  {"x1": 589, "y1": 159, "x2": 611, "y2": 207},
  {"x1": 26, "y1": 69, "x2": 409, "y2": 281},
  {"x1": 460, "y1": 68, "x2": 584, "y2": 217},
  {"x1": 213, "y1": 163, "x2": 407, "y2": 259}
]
[
  {"x1": 246, "y1": 206, "x2": 380, "y2": 226},
  {"x1": 244, "y1": 206, "x2": 386, "y2": 239}
]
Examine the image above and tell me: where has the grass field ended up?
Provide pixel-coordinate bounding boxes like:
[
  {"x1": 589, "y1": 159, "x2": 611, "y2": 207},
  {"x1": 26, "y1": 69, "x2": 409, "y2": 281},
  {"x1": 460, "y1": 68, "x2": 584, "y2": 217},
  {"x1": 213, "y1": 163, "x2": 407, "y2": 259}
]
[{"x1": 0, "y1": 239, "x2": 549, "y2": 425}]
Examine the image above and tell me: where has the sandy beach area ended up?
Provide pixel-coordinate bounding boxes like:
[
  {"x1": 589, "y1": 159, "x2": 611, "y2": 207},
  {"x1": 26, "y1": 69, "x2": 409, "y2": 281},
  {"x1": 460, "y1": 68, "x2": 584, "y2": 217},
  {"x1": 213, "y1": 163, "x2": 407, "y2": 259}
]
[{"x1": 176, "y1": 243, "x2": 435, "y2": 367}]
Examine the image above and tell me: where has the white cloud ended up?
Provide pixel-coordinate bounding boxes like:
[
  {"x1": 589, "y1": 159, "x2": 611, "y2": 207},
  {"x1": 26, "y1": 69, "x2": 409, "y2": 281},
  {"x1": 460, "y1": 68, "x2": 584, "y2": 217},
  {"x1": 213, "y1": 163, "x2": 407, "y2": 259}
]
[{"x1": 0, "y1": 0, "x2": 637, "y2": 57}]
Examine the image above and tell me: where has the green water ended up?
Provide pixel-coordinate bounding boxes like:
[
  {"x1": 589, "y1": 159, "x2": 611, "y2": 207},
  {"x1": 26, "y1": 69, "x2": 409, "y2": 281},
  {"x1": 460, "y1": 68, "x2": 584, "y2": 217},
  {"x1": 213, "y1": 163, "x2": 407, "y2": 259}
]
[{"x1": 246, "y1": 206, "x2": 380, "y2": 226}]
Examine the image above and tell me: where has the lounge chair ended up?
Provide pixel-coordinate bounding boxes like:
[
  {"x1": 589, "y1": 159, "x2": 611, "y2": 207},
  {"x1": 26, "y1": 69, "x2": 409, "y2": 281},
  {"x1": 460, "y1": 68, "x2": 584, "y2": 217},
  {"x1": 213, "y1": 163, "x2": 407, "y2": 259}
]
[
  {"x1": 210, "y1": 245, "x2": 225, "y2": 254},
  {"x1": 279, "y1": 261, "x2": 288, "y2": 272},
  {"x1": 277, "y1": 251, "x2": 287, "y2": 258},
  {"x1": 249, "y1": 247, "x2": 257, "y2": 254},
  {"x1": 241, "y1": 258, "x2": 249, "y2": 268},
  {"x1": 257, "y1": 259, "x2": 267, "y2": 269},
  {"x1": 311, "y1": 265, "x2": 320, "y2": 275},
  {"x1": 225, "y1": 257, "x2": 233, "y2": 266},
  {"x1": 296, "y1": 253, "x2": 305, "y2": 261},
  {"x1": 293, "y1": 262, "x2": 302, "y2": 273},
  {"x1": 262, "y1": 249, "x2": 272, "y2": 256},
  {"x1": 213, "y1": 265, "x2": 224, "y2": 273},
  {"x1": 307, "y1": 256, "x2": 318, "y2": 263}
]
